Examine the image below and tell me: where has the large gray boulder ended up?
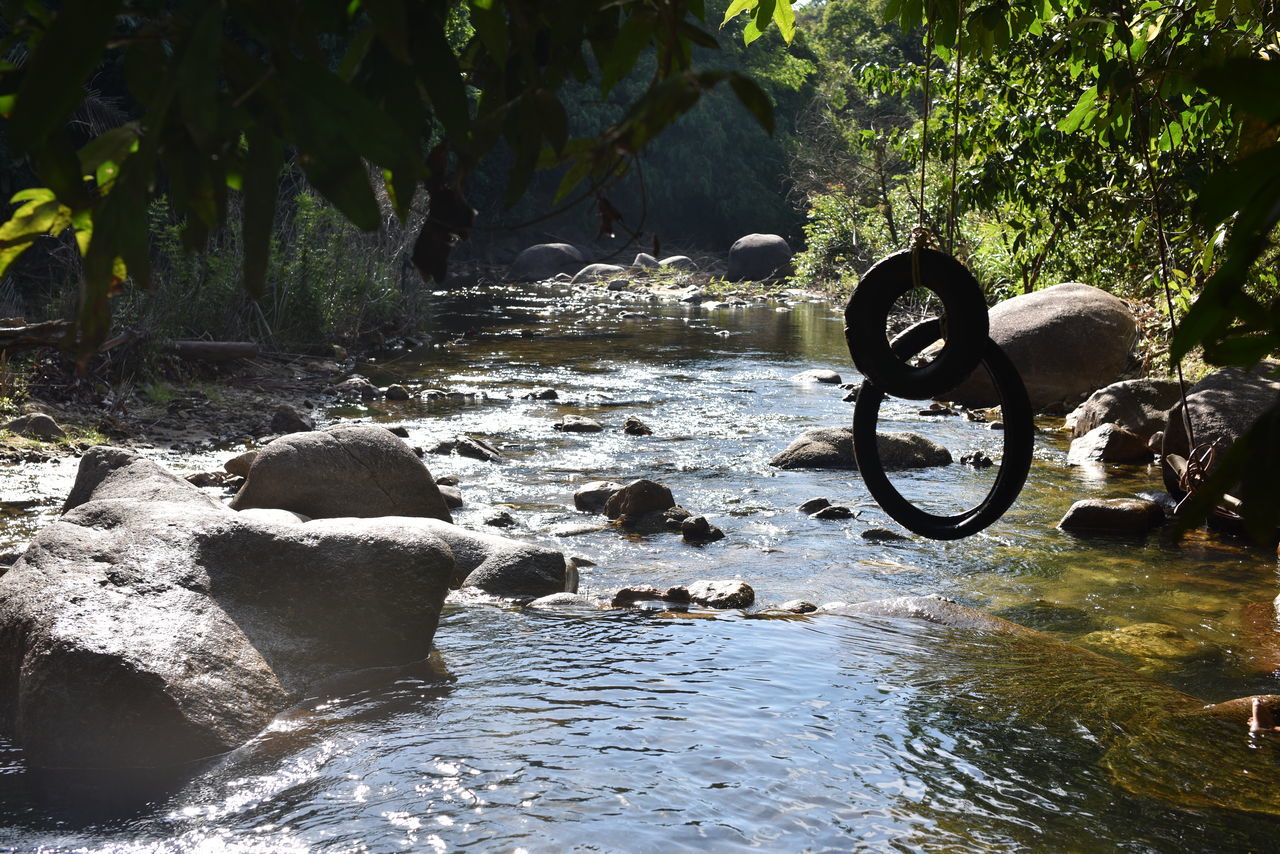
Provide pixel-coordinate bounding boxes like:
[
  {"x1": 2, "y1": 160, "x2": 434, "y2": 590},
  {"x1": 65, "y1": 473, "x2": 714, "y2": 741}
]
[
  {"x1": 727, "y1": 233, "x2": 792, "y2": 281},
  {"x1": 230, "y1": 424, "x2": 451, "y2": 522},
  {"x1": 1066, "y1": 378, "x2": 1184, "y2": 441},
  {"x1": 1161, "y1": 362, "x2": 1280, "y2": 496},
  {"x1": 509, "y1": 243, "x2": 585, "y2": 282},
  {"x1": 938, "y1": 283, "x2": 1137, "y2": 410},
  {"x1": 0, "y1": 447, "x2": 456, "y2": 771},
  {"x1": 769, "y1": 426, "x2": 951, "y2": 470}
]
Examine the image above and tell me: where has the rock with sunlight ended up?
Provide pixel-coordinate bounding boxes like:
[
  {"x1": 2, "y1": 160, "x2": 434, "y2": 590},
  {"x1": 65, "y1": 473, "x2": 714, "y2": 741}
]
[
  {"x1": 230, "y1": 424, "x2": 452, "y2": 521},
  {"x1": 508, "y1": 242, "x2": 585, "y2": 282},
  {"x1": 1057, "y1": 497, "x2": 1166, "y2": 535},
  {"x1": 937, "y1": 283, "x2": 1137, "y2": 410},
  {"x1": 727, "y1": 233, "x2": 793, "y2": 281},
  {"x1": 1066, "y1": 377, "x2": 1184, "y2": 441},
  {"x1": 825, "y1": 595, "x2": 1280, "y2": 816},
  {"x1": 769, "y1": 426, "x2": 950, "y2": 470},
  {"x1": 1066, "y1": 423, "x2": 1152, "y2": 464},
  {"x1": 570, "y1": 263, "x2": 627, "y2": 283},
  {"x1": 0, "y1": 447, "x2": 457, "y2": 771}
]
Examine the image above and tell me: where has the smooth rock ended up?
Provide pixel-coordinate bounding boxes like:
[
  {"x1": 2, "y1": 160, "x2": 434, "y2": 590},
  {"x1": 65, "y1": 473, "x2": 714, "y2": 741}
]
[
  {"x1": 681, "y1": 515, "x2": 725, "y2": 544},
  {"x1": 612, "y1": 585, "x2": 691, "y2": 608},
  {"x1": 622, "y1": 416, "x2": 653, "y2": 436},
  {"x1": 604, "y1": 479, "x2": 676, "y2": 520},
  {"x1": 230, "y1": 424, "x2": 451, "y2": 521},
  {"x1": 483, "y1": 510, "x2": 516, "y2": 528},
  {"x1": 1161, "y1": 362, "x2": 1280, "y2": 497},
  {"x1": 812, "y1": 505, "x2": 855, "y2": 520},
  {"x1": 769, "y1": 427, "x2": 951, "y2": 470},
  {"x1": 798, "y1": 497, "x2": 831, "y2": 514},
  {"x1": 2, "y1": 413, "x2": 64, "y2": 440},
  {"x1": 574, "y1": 481, "x2": 623, "y2": 514},
  {"x1": 727, "y1": 234, "x2": 792, "y2": 282},
  {"x1": 1067, "y1": 423, "x2": 1153, "y2": 464},
  {"x1": 270, "y1": 405, "x2": 314, "y2": 434},
  {"x1": 1058, "y1": 498, "x2": 1166, "y2": 535},
  {"x1": 427, "y1": 435, "x2": 503, "y2": 462},
  {"x1": 791, "y1": 369, "x2": 842, "y2": 384},
  {"x1": 438, "y1": 485, "x2": 463, "y2": 509},
  {"x1": 528, "y1": 592, "x2": 598, "y2": 609},
  {"x1": 1066, "y1": 378, "x2": 1184, "y2": 440},
  {"x1": 522, "y1": 387, "x2": 559, "y2": 400},
  {"x1": 571, "y1": 263, "x2": 627, "y2": 284},
  {"x1": 632, "y1": 252, "x2": 658, "y2": 268},
  {"x1": 687, "y1": 579, "x2": 755, "y2": 609},
  {"x1": 384, "y1": 384, "x2": 411, "y2": 401},
  {"x1": 658, "y1": 255, "x2": 697, "y2": 271},
  {"x1": 555, "y1": 414, "x2": 605, "y2": 433},
  {"x1": 334, "y1": 377, "x2": 380, "y2": 400},
  {"x1": 937, "y1": 283, "x2": 1138, "y2": 410},
  {"x1": 509, "y1": 243, "x2": 585, "y2": 282},
  {"x1": 224, "y1": 451, "x2": 258, "y2": 478}
]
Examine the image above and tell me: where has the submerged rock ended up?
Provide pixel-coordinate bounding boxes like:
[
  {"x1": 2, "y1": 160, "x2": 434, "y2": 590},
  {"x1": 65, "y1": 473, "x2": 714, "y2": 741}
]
[{"x1": 825, "y1": 595, "x2": 1280, "y2": 815}]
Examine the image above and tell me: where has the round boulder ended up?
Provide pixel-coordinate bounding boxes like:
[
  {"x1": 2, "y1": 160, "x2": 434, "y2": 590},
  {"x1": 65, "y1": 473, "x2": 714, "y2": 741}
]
[
  {"x1": 230, "y1": 424, "x2": 452, "y2": 521},
  {"x1": 574, "y1": 480, "x2": 623, "y2": 514},
  {"x1": 937, "y1": 283, "x2": 1137, "y2": 410},
  {"x1": 1066, "y1": 377, "x2": 1185, "y2": 441},
  {"x1": 688, "y1": 579, "x2": 755, "y2": 609},
  {"x1": 1066, "y1": 423, "x2": 1153, "y2": 464},
  {"x1": 727, "y1": 234, "x2": 792, "y2": 282},
  {"x1": 509, "y1": 243, "x2": 585, "y2": 282},
  {"x1": 769, "y1": 426, "x2": 951, "y2": 470},
  {"x1": 571, "y1": 263, "x2": 627, "y2": 284},
  {"x1": 604, "y1": 479, "x2": 676, "y2": 520},
  {"x1": 1162, "y1": 362, "x2": 1280, "y2": 496},
  {"x1": 1057, "y1": 497, "x2": 1165, "y2": 535}
]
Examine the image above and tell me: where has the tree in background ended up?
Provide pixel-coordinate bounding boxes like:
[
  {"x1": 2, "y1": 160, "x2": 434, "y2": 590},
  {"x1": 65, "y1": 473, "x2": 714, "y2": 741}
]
[{"x1": 0, "y1": 0, "x2": 787, "y2": 358}]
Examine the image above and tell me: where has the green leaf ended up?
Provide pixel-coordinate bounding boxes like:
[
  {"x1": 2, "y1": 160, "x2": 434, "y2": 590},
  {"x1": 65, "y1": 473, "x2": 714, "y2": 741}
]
[
  {"x1": 468, "y1": 0, "x2": 508, "y2": 64},
  {"x1": 772, "y1": 0, "x2": 796, "y2": 43},
  {"x1": 1199, "y1": 57, "x2": 1280, "y2": 124},
  {"x1": 729, "y1": 73, "x2": 775, "y2": 135},
  {"x1": 178, "y1": 5, "x2": 224, "y2": 148},
  {"x1": 363, "y1": 0, "x2": 409, "y2": 62},
  {"x1": 302, "y1": 154, "x2": 380, "y2": 230},
  {"x1": 602, "y1": 11, "x2": 654, "y2": 96},
  {"x1": 77, "y1": 124, "x2": 141, "y2": 189},
  {"x1": 8, "y1": 0, "x2": 122, "y2": 153},
  {"x1": 721, "y1": 0, "x2": 756, "y2": 27},
  {"x1": 1057, "y1": 87, "x2": 1098, "y2": 133},
  {"x1": 0, "y1": 194, "x2": 71, "y2": 276}
]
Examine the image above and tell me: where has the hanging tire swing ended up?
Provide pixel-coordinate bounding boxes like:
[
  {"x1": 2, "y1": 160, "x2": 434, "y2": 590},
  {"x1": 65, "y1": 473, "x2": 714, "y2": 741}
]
[
  {"x1": 840, "y1": 1, "x2": 1033, "y2": 540},
  {"x1": 850, "y1": 316, "x2": 1034, "y2": 540}
]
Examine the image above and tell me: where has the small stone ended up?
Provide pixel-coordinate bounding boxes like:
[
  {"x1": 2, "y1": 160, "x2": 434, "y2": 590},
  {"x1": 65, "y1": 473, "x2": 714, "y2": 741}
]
[
  {"x1": 778, "y1": 600, "x2": 818, "y2": 614},
  {"x1": 528, "y1": 592, "x2": 598, "y2": 609},
  {"x1": 632, "y1": 252, "x2": 659, "y2": 268},
  {"x1": 224, "y1": 450, "x2": 258, "y2": 478},
  {"x1": 611, "y1": 585, "x2": 692, "y2": 608},
  {"x1": 574, "y1": 480, "x2": 623, "y2": 514},
  {"x1": 438, "y1": 485, "x2": 463, "y2": 509},
  {"x1": 334, "y1": 376, "x2": 380, "y2": 400},
  {"x1": 435, "y1": 474, "x2": 459, "y2": 486},
  {"x1": 555, "y1": 414, "x2": 605, "y2": 433},
  {"x1": 622, "y1": 416, "x2": 653, "y2": 436},
  {"x1": 385, "y1": 425, "x2": 410, "y2": 438},
  {"x1": 842, "y1": 388, "x2": 859, "y2": 403},
  {"x1": 270, "y1": 405, "x2": 314, "y2": 434},
  {"x1": 798, "y1": 497, "x2": 831, "y2": 514},
  {"x1": 861, "y1": 527, "x2": 909, "y2": 542},
  {"x1": 811, "y1": 505, "x2": 855, "y2": 520},
  {"x1": 679, "y1": 287, "x2": 704, "y2": 304},
  {"x1": 185, "y1": 471, "x2": 229, "y2": 488},
  {"x1": 604, "y1": 479, "x2": 675, "y2": 520},
  {"x1": 988, "y1": 421, "x2": 1004, "y2": 431},
  {"x1": 918, "y1": 404, "x2": 957, "y2": 416},
  {"x1": 960, "y1": 450, "x2": 994, "y2": 468},
  {"x1": 791, "y1": 369, "x2": 842, "y2": 384},
  {"x1": 687, "y1": 579, "x2": 755, "y2": 609},
  {"x1": 606, "y1": 278, "x2": 630, "y2": 291},
  {"x1": 681, "y1": 515, "x2": 725, "y2": 544},
  {"x1": 427, "y1": 435, "x2": 503, "y2": 462},
  {"x1": 483, "y1": 510, "x2": 516, "y2": 528},
  {"x1": 522, "y1": 387, "x2": 559, "y2": 400},
  {"x1": 384, "y1": 384, "x2": 411, "y2": 401}
]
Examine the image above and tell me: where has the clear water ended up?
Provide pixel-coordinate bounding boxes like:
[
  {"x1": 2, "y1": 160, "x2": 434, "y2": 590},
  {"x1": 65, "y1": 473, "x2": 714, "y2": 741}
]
[{"x1": 2, "y1": 282, "x2": 1278, "y2": 851}]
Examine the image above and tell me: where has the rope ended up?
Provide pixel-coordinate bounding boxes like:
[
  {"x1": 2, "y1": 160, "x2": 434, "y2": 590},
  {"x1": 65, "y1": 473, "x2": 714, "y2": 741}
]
[{"x1": 947, "y1": 0, "x2": 965, "y2": 254}]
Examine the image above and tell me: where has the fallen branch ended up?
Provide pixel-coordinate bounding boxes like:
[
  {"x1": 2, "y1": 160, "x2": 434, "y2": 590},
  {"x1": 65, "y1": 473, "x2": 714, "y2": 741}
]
[
  {"x1": 0, "y1": 319, "x2": 72, "y2": 354},
  {"x1": 169, "y1": 340, "x2": 261, "y2": 361}
]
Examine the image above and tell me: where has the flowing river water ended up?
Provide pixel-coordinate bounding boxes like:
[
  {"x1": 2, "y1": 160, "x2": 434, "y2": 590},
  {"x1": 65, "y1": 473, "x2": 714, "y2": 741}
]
[{"x1": 2, "y1": 281, "x2": 1280, "y2": 851}]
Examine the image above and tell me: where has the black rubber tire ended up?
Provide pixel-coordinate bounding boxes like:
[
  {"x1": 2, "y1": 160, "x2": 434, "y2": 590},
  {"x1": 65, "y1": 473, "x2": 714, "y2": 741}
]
[
  {"x1": 844, "y1": 247, "x2": 989, "y2": 400},
  {"x1": 852, "y1": 319, "x2": 1034, "y2": 540}
]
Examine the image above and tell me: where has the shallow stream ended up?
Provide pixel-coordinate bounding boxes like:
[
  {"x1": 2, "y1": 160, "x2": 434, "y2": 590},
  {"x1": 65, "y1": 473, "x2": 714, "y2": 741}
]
[{"x1": 2, "y1": 282, "x2": 1279, "y2": 851}]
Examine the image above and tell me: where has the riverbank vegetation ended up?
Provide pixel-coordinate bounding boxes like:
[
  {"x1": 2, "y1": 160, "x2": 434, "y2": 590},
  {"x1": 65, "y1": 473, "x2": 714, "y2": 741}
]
[{"x1": 0, "y1": 0, "x2": 1277, "y2": 532}]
